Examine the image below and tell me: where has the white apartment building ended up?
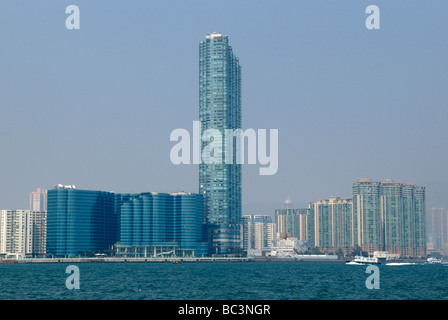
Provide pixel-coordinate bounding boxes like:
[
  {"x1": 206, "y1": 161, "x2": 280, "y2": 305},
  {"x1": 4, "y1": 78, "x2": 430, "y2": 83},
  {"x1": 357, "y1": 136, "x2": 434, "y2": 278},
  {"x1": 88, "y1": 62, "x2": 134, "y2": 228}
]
[
  {"x1": 241, "y1": 215, "x2": 276, "y2": 252},
  {"x1": 0, "y1": 210, "x2": 46, "y2": 258}
]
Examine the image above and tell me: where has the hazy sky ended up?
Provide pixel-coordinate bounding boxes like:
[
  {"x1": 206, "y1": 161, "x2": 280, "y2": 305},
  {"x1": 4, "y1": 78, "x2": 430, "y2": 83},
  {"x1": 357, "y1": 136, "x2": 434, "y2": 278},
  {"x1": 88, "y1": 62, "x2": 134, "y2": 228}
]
[{"x1": 1, "y1": 1, "x2": 447, "y2": 214}]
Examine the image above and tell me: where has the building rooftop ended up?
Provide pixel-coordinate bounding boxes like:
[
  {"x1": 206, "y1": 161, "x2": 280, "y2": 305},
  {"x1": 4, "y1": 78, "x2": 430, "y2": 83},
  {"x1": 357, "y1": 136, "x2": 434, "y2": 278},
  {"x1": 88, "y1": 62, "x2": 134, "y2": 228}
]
[{"x1": 205, "y1": 32, "x2": 226, "y2": 40}]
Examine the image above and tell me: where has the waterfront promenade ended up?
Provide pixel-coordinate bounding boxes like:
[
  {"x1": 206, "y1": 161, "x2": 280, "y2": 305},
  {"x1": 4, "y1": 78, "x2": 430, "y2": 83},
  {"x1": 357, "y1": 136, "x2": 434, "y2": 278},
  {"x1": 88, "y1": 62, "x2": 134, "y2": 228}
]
[
  {"x1": 0, "y1": 257, "x2": 251, "y2": 264},
  {"x1": 0, "y1": 255, "x2": 346, "y2": 264}
]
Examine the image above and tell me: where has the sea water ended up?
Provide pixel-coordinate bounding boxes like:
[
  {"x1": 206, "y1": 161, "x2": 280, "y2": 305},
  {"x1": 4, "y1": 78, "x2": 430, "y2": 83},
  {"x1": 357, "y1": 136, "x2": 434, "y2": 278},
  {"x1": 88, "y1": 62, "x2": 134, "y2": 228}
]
[{"x1": 0, "y1": 261, "x2": 447, "y2": 300}]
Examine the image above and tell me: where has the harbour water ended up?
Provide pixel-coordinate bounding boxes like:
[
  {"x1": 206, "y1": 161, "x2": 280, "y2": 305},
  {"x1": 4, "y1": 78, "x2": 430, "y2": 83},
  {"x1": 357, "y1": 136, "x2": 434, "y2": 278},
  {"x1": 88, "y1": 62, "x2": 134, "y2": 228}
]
[{"x1": 0, "y1": 261, "x2": 447, "y2": 300}]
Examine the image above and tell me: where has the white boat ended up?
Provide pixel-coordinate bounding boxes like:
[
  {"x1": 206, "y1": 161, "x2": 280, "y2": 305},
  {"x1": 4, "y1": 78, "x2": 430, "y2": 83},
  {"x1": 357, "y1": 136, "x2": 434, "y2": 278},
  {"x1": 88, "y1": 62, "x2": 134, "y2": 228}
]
[
  {"x1": 346, "y1": 261, "x2": 364, "y2": 265},
  {"x1": 427, "y1": 257, "x2": 442, "y2": 264},
  {"x1": 346, "y1": 255, "x2": 383, "y2": 265}
]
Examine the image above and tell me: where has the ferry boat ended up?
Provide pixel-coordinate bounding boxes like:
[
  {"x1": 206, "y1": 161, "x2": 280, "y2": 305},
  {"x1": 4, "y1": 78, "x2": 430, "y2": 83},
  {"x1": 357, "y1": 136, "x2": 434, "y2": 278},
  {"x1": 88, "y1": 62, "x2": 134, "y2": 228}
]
[
  {"x1": 426, "y1": 257, "x2": 442, "y2": 264},
  {"x1": 346, "y1": 256, "x2": 383, "y2": 265}
]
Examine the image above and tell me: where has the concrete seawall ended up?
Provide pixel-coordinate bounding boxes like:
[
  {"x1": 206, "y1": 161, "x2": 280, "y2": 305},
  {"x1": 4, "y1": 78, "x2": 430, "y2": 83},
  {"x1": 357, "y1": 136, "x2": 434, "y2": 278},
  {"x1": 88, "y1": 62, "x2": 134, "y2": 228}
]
[
  {"x1": 0, "y1": 257, "x2": 352, "y2": 264},
  {"x1": 0, "y1": 257, "x2": 252, "y2": 264}
]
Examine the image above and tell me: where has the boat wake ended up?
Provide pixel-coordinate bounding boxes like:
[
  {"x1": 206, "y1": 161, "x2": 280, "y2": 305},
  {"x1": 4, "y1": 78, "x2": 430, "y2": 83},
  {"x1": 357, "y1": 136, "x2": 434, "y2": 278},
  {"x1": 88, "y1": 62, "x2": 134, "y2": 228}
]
[
  {"x1": 385, "y1": 262, "x2": 415, "y2": 266},
  {"x1": 346, "y1": 261, "x2": 365, "y2": 265}
]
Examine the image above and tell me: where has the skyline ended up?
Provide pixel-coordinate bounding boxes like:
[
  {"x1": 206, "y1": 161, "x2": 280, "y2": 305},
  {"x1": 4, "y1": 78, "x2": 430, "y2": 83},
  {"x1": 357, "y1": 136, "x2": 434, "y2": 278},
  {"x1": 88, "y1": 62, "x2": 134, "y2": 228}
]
[
  {"x1": 0, "y1": 177, "x2": 430, "y2": 260},
  {"x1": 1, "y1": 1, "x2": 448, "y2": 214}
]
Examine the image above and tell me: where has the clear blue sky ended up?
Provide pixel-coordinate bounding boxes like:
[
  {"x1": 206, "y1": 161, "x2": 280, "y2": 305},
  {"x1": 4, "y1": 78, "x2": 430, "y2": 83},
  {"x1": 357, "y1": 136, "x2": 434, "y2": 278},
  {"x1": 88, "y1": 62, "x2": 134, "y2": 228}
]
[{"x1": 1, "y1": 1, "x2": 447, "y2": 214}]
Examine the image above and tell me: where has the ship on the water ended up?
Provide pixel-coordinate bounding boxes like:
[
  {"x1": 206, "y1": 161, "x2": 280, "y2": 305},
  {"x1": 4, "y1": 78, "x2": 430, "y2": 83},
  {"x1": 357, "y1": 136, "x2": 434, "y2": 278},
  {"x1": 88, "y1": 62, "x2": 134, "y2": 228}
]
[
  {"x1": 346, "y1": 255, "x2": 385, "y2": 265},
  {"x1": 426, "y1": 257, "x2": 442, "y2": 264}
]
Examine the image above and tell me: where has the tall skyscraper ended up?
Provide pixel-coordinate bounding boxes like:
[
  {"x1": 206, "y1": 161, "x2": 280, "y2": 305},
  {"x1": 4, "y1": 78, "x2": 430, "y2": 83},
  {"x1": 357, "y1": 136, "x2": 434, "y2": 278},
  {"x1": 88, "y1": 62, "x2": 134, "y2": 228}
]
[
  {"x1": 353, "y1": 178, "x2": 426, "y2": 258},
  {"x1": 427, "y1": 207, "x2": 448, "y2": 255},
  {"x1": 29, "y1": 188, "x2": 47, "y2": 212},
  {"x1": 273, "y1": 180, "x2": 425, "y2": 258},
  {"x1": 312, "y1": 197, "x2": 353, "y2": 254},
  {"x1": 401, "y1": 182, "x2": 426, "y2": 257},
  {"x1": 352, "y1": 178, "x2": 383, "y2": 253},
  {"x1": 199, "y1": 33, "x2": 242, "y2": 255}
]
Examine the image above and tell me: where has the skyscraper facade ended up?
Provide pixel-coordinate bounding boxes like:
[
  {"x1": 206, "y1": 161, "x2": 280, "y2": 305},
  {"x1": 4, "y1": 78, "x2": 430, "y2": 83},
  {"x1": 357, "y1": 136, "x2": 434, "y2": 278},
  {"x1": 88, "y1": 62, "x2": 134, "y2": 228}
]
[
  {"x1": 31, "y1": 210, "x2": 47, "y2": 256},
  {"x1": 117, "y1": 192, "x2": 208, "y2": 257},
  {"x1": 353, "y1": 179, "x2": 426, "y2": 258},
  {"x1": 275, "y1": 208, "x2": 314, "y2": 246},
  {"x1": 241, "y1": 215, "x2": 275, "y2": 252},
  {"x1": 272, "y1": 179, "x2": 425, "y2": 258},
  {"x1": 275, "y1": 209, "x2": 300, "y2": 239},
  {"x1": 29, "y1": 188, "x2": 47, "y2": 212},
  {"x1": 312, "y1": 197, "x2": 353, "y2": 254},
  {"x1": 399, "y1": 182, "x2": 426, "y2": 257},
  {"x1": 0, "y1": 210, "x2": 46, "y2": 257},
  {"x1": 199, "y1": 33, "x2": 242, "y2": 255},
  {"x1": 46, "y1": 185, "x2": 117, "y2": 256},
  {"x1": 352, "y1": 178, "x2": 383, "y2": 253},
  {"x1": 47, "y1": 184, "x2": 208, "y2": 257},
  {"x1": 427, "y1": 207, "x2": 448, "y2": 255}
]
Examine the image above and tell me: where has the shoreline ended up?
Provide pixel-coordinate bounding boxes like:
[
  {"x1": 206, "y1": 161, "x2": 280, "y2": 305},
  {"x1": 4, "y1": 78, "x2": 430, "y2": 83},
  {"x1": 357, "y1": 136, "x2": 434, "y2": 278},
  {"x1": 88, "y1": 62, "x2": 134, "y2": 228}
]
[
  {"x1": 0, "y1": 257, "x2": 426, "y2": 264},
  {"x1": 0, "y1": 257, "x2": 344, "y2": 264}
]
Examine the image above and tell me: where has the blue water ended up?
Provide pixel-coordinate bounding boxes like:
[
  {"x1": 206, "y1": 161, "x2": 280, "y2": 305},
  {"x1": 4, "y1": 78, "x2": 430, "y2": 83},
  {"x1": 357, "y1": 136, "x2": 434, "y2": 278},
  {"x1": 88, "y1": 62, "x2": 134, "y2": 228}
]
[{"x1": 0, "y1": 262, "x2": 447, "y2": 300}]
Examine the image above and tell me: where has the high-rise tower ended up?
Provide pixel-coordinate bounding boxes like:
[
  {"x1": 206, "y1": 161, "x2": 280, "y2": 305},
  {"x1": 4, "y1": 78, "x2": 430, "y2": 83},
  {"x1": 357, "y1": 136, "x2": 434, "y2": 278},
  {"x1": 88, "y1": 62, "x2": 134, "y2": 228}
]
[
  {"x1": 352, "y1": 178, "x2": 426, "y2": 258},
  {"x1": 29, "y1": 188, "x2": 47, "y2": 212},
  {"x1": 352, "y1": 178, "x2": 383, "y2": 253},
  {"x1": 199, "y1": 33, "x2": 242, "y2": 255}
]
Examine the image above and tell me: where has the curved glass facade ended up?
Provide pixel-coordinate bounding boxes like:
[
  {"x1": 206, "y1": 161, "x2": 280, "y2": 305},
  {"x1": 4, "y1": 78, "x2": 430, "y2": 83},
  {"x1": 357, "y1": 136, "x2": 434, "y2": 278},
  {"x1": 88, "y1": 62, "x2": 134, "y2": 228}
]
[
  {"x1": 119, "y1": 193, "x2": 208, "y2": 257},
  {"x1": 47, "y1": 189, "x2": 117, "y2": 256}
]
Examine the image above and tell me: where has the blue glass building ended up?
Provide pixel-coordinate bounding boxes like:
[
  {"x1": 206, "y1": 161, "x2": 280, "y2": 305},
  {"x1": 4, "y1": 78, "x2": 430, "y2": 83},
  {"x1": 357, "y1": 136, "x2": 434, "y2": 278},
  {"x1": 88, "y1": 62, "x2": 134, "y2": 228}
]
[
  {"x1": 47, "y1": 187, "x2": 208, "y2": 257},
  {"x1": 117, "y1": 192, "x2": 208, "y2": 257},
  {"x1": 199, "y1": 33, "x2": 242, "y2": 255},
  {"x1": 46, "y1": 186, "x2": 117, "y2": 256}
]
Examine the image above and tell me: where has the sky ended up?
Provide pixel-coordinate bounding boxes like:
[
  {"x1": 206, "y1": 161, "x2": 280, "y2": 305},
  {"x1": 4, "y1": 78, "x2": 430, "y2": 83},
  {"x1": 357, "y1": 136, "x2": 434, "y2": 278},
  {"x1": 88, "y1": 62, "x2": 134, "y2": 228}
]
[{"x1": 0, "y1": 1, "x2": 447, "y2": 215}]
